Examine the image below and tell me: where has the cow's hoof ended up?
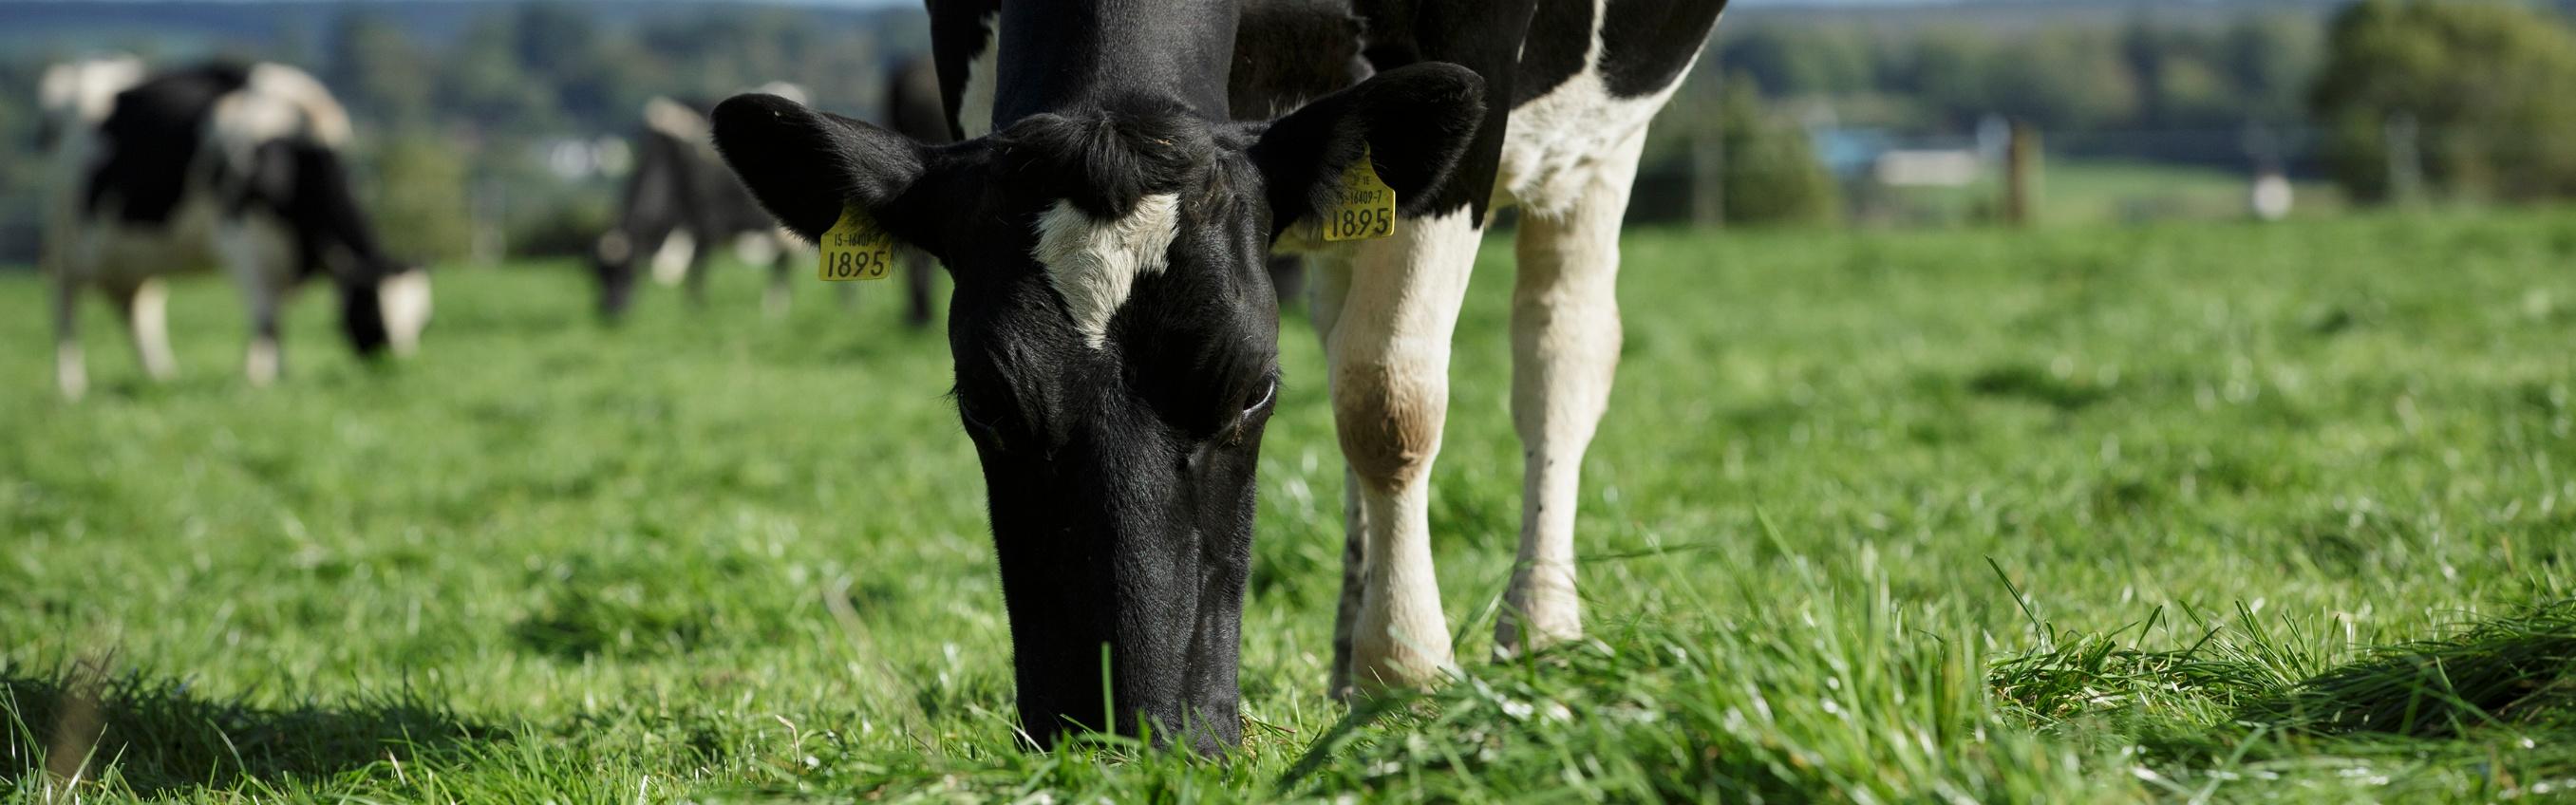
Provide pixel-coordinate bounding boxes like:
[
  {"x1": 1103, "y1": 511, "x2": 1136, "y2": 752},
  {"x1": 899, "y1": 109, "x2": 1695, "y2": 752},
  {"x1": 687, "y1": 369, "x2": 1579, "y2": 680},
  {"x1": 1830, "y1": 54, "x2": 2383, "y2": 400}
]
[{"x1": 1344, "y1": 641, "x2": 1455, "y2": 697}]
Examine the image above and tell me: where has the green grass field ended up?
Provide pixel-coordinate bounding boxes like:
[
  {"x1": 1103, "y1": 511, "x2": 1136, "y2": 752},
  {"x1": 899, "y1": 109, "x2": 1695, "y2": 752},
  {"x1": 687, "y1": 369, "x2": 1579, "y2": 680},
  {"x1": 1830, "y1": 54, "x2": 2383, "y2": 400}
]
[
  {"x1": 1878, "y1": 159, "x2": 2348, "y2": 228},
  {"x1": 6, "y1": 213, "x2": 2575, "y2": 802}
]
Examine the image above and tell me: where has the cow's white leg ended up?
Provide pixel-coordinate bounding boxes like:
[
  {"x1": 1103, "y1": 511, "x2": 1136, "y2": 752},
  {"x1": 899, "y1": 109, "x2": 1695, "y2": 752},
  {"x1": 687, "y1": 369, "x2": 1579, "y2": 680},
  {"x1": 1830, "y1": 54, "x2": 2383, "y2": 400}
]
[
  {"x1": 244, "y1": 290, "x2": 282, "y2": 387},
  {"x1": 232, "y1": 269, "x2": 285, "y2": 387},
  {"x1": 1305, "y1": 252, "x2": 1371, "y2": 700},
  {"x1": 1326, "y1": 208, "x2": 1482, "y2": 693},
  {"x1": 52, "y1": 271, "x2": 86, "y2": 401},
  {"x1": 110, "y1": 278, "x2": 178, "y2": 382},
  {"x1": 650, "y1": 230, "x2": 696, "y2": 288},
  {"x1": 217, "y1": 215, "x2": 292, "y2": 386},
  {"x1": 1496, "y1": 128, "x2": 1648, "y2": 657}
]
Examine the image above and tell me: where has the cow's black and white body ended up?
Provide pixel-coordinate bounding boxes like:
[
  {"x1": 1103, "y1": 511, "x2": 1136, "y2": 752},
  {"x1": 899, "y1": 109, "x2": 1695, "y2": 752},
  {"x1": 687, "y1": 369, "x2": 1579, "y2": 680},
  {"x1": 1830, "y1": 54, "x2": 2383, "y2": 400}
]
[
  {"x1": 46, "y1": 61, "x2": 431, "y2": 399},
  {"x1": 595, "y1": 69, "x2": 946, "y2": 326},
  {"x1": 711, "y1": 0, "x2": 1721, "y2": 751},
  {"x1": 592, "y1": 87, "x2": 807, "y2": 319}
]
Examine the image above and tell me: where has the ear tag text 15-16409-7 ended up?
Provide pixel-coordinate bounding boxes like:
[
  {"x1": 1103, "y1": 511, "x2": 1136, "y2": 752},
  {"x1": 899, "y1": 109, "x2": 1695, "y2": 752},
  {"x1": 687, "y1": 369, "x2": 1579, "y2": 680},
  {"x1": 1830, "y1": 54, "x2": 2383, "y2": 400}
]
[
  {"x1": 819, "y1": 206, "x2": 894, "y2": 281},
  {"x1": 1323, "y1": 145, "x2": 1396, "y2": 242}
]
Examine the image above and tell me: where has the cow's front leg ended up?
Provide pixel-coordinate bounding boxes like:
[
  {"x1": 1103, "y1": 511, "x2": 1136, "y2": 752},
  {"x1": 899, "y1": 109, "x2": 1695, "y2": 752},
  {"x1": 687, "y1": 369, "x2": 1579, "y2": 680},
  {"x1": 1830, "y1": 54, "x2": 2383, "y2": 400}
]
[
  {"x1": 243, "y1": 286, "x2": 283, "y2": 386},
  {"x1": 1496, "y1": 128, "x2": 1646, "y2": 657},
  {"x1": 106, "y1": 278, "x2": 178, "y2": 384},
  {"x1": 1320, "y1": 208, "x2": 1483, "y2": 694},
  {"x1": 53, "y1": 270, "x2": 86, "y2": 400},
  {"x1": 680, "y1": 227, "x2": 715, "y2": 309},
  {"x1": 226, "y1": 265, "x2": 285, "y2": 386},
  {"x1": 217, "y1": 217, "x2": 291, "y2": 386},
  {"x1": 1307, "y1": 253, "x2": 1370, "y2": 700}
]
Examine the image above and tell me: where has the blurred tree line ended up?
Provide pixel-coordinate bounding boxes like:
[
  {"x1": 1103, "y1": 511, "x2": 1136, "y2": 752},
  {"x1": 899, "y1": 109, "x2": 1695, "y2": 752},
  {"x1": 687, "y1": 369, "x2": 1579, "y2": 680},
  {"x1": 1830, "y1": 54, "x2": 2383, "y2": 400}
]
[
  {"x1": 1715, "y1": 14, "x2": 2322, "y2": 144},
  {"x1": 1706, "y1": 1, "x2": 2576, "y2": 209},
  {"x1": 1627, "y1": 12, "x2": 2340, "y2": 227},
  {"x1": 2311, "y1": 0, "x2": 2576, "y2": 203},
  {"x1": 324, "y1": 3, "x2": 918, "y2": 261},
  {"x1": 10, "y1": 0, "x2": 2576, "y2": 256},
  {"x1": 316, "y1": 4, "x2": 913, "y2": 138}
]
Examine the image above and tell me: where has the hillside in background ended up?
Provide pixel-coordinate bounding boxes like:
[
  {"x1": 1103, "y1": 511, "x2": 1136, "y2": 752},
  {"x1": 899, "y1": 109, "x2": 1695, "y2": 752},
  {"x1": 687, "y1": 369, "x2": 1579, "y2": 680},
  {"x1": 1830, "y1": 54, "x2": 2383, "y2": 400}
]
[
  {"x1": 8, "y1": 0, "x2": 2576, "y2": 260},
  {"x1": 0, "y1": 0, "x2": 2375, "y2": 59},
  {"x1": 1732, "y1": 0, "x2": 2347, "y2": 30},
  {"x1": 0, "y1": 1, "x2": 924, "y2": 53}
]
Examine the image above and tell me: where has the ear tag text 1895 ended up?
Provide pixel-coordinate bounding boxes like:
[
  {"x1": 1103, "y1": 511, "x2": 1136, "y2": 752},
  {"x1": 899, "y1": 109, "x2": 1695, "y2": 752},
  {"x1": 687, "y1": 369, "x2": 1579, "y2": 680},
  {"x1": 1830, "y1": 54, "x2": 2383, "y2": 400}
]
[
  {"x1": 1323, "y1": 145, "x2": 1396, "y2": 242},
  {"x1": 819, "y1": 205, "x2": 894, "y2": 281}
]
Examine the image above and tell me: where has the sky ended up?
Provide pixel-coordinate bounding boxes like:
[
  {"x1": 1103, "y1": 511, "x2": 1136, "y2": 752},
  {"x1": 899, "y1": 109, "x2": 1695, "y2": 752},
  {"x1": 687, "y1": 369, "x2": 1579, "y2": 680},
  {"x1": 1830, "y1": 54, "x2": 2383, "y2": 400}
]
[
  {"x1": 740, "y1": 0, "x2": 1940, "y2": 4},
  {"x1": 30, "y1": 0, "x2": 1949, "y2": 5}
]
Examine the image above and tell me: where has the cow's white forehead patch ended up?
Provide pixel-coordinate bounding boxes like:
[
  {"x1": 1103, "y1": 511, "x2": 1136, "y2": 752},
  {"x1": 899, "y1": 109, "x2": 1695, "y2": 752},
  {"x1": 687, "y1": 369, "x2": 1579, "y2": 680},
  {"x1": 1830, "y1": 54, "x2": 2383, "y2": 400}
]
[{"x1": 1035, "y1": 194, "x2": 1182, "y2": 348}]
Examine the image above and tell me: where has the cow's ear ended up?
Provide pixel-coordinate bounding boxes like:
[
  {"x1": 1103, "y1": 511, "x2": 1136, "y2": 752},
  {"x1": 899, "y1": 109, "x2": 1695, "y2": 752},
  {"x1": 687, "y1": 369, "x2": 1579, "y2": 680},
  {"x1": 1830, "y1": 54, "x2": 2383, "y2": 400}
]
[
  {"x1": 1247, "y1": 63, "x2": 1485, "y2": 234},
  {"x1": 713, "y1": 93, "x2": 928, "y2": 241}
]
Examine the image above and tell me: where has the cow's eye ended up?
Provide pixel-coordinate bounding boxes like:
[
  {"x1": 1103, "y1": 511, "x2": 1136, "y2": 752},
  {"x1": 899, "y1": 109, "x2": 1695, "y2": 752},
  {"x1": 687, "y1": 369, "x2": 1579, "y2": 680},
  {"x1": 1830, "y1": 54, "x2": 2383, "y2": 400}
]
[
  {"x1": 957, "y1": 396, "x2": 1007, "y2": 444},
  {"x1": 1240, "y1": 378, "x2": 1278, "y2": 419}
]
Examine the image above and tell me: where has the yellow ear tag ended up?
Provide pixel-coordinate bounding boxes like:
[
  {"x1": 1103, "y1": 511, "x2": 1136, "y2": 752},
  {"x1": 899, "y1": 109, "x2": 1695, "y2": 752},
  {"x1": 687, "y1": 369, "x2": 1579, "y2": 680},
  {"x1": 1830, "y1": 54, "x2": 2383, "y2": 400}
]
[
  {"x1": 1322, "y1": 145, "x2": 1396, "y2": 242},
  {"x1": 818, "y1": 205, "x2": 895, "y2": 281}
]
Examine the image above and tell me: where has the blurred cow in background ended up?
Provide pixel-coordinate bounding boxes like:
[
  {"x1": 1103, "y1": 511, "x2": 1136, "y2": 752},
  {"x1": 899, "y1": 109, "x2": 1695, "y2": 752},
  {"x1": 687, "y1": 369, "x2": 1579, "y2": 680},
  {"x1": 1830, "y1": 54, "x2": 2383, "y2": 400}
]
[
  {"x1": 46, "y1": 60, "x2": 431, "y2": 400},
  {"x1": 591, "y1": 84, "x2": 807, "y2": 321},
  {"x1": 593, "y1": 65, "x2": 950, "y2": 327}
]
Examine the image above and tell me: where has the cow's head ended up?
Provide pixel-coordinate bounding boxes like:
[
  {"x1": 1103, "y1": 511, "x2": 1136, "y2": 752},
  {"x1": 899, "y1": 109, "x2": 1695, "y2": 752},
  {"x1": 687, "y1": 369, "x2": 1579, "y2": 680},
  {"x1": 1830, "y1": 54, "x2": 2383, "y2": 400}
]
[
  {"x1": 329, "y1": 259, "x2": 431, "y2": 360},
  {"x1": 373, "y1": 264, "x2": 434, "y2": 357},
  {"x1": 713, "y1": 64, "x2": 1482, "y2": 753},
  {"x1": 249, "y1": 139, "x2": 434, "y2": 359},
  {"x1": 591, "y1": 232, "x2": 643, "y2": 320}
]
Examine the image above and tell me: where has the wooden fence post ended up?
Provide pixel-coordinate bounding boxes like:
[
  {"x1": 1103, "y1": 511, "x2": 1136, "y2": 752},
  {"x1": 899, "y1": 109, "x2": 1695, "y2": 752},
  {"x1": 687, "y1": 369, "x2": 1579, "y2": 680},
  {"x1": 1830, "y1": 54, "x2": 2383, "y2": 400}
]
[{"x1": 2004, "y1": 119, "x2": 2041, "y2": 227}]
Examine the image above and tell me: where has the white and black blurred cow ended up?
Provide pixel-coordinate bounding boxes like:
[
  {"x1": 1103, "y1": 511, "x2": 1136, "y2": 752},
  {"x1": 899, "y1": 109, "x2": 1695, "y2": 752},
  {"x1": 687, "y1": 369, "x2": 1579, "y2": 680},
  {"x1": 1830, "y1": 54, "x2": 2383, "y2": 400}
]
[
  {"x1": 45, "y1": 61, "x2": 431, "y2": 399},
  {"x1": 591, "y1": 87, "x2": 804, "y2": 320},
  {"x1": 593, "y1": 67, "x2": 950, "y2": 325}
]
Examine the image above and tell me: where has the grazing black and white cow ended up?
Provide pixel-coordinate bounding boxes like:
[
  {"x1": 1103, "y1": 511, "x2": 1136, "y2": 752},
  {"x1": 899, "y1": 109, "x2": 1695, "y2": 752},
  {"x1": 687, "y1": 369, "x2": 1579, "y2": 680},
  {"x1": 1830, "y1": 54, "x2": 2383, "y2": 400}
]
[
  {"x1": 592, "y1": 86, "x2": 807, "y2": 320},
  {"x1": 711, "y1": 0, "x2": 1723, "y2": 751},
  {"x1": 594, "y1": 67, "x2": 947, "y2": 326},
  {"x1": 46, "y1": 61, "x2": 432, "y2": 399}
]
